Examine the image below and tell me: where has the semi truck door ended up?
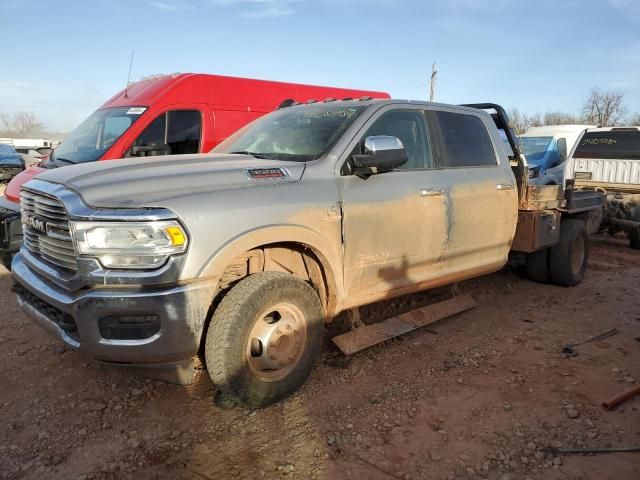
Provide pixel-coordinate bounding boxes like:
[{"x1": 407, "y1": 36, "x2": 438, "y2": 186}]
[
  {"x1": 426, "y1": 109, "x2": 518, "y2": 275},
  {"x1": 339, "y1": 107, "x2": 448, "y2": 300}
]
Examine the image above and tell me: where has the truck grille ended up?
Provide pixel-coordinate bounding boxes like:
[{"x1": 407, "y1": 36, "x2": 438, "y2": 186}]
[{"x1": 21, "y1": 189, "x2": 78, "y2": 272}]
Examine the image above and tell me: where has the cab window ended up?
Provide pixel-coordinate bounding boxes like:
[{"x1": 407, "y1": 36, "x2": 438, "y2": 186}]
[
  {"x1": 362, "y1": 109, "x2": 432, "y2": 170},
  {"x1": 429, "y1": 111, "x2": 497, "y2": 168}
]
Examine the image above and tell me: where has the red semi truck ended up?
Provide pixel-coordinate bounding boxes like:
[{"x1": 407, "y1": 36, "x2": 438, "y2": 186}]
[{"x1": 0, "y1": 73, "x2": 389, "y2": 269}]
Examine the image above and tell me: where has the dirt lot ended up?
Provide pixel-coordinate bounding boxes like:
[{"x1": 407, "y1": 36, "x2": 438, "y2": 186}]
[{"x1": 1, "y1": 236, "x2": 639, "y2": 480}]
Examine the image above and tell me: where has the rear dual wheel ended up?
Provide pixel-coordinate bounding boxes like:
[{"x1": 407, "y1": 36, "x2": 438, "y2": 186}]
[
  {"x1": 525, "y1": 218, "x2": 588, "y2": 287},
  {"x1": 205, "y1": 272, "x2": 324, "y2": 408}
]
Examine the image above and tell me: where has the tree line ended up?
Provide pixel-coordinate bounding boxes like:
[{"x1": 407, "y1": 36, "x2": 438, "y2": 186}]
[
  {"x1": 0, "y1": 111, "x2": 44, "y2": 137},
  {"x1": 509, "y1": 87, "x2": 640, "y2": 134}
]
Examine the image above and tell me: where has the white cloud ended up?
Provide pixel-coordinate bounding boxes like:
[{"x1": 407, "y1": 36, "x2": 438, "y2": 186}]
[
  {"x1": 207, "y1": 0, "x2": 303, "y2": 17},
  {"x1": 146, "y1": 0, "x2": 303, "y2": 17},
  {"x1": 150, "y1": 1, "x2": 188, "y2": 10}
]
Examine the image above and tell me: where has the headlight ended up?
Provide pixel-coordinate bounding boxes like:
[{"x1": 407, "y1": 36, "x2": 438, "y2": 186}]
[{"x1": 70, "y1": 221, "x2": 188, "y2": 269}]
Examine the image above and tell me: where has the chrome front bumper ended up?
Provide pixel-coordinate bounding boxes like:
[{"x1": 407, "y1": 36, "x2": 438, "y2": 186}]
[{"x1": 12, "y1": 252, "x2": 217, "y2": 366}]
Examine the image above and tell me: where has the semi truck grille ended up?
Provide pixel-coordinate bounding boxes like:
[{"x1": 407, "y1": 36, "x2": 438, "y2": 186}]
[{"x1": 20, "y1": 189, "x2": 78, "y2": 272}]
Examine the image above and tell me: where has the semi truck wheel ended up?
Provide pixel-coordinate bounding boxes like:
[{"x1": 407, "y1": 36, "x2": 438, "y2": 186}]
[
  {"x1": 205, "y1": 272, "x2": 324, "y2": 408},
  {"x1": 525, "y1": 248, "x2": 550, "y2": 284},
  {"x1": 549, "y1": 218, "x2": 588, "y2": 287}
]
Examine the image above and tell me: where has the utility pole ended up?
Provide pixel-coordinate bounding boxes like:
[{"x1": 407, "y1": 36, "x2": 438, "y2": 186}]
[{"x1": 429, "y1": 62, "x2": 437, "y2": 102}]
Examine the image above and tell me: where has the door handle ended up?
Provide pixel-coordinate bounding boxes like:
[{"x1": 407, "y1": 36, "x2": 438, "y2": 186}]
[
  {"x1": 496, "y1": 183, "x2": 514, "y2": 190},
  {"x1": 420, "y1": 188, "x2": 444, "y2": 197}
]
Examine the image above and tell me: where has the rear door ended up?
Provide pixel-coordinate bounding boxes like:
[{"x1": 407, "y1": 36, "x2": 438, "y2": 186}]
[{"x1": 425, "y1": 108, "x2": 518, "y2": 274}]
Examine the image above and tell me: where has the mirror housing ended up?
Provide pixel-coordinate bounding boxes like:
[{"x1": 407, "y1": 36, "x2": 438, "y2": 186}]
[
  {"x1": 351, "y1": 135, "x2": 408, "y2": 177},
  {"x1": 557, "y1": 138, "x2": 567, "y2": 161},
  {"x1": 549, "y1": 138, "x2": 568, "y2": 168},
  {"x1": 128, "y1": 144, "x2": 170, "y2": 158}
]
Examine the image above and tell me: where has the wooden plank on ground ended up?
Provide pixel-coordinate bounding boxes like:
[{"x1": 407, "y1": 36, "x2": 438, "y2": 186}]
[{"x1": 332, "y1": 294, "x2": 478, "y2": 356}]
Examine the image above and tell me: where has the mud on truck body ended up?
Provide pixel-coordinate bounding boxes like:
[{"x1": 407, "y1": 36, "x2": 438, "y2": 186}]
[{"x1": 11, "y1": 99, "x2": 604, "y2": 407}]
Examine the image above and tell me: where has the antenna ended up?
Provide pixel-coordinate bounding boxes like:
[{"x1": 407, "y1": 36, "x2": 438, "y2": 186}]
[
  {"x1": 429, "y1": 62, "x2": 437, "y2": 102},
  {"x1": 124, "y1": 50, "x2": 135, "y2": 98}
]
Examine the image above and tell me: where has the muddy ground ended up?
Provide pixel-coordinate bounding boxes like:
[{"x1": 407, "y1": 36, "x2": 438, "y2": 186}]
[{"x1": 1, "y1": 235, "x2": 639, "y2": 480}]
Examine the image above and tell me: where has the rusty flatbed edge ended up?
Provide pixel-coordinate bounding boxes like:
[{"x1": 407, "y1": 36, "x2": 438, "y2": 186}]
[{"x1": 332, "y1": 294, "x2": 478, "y2": 356}]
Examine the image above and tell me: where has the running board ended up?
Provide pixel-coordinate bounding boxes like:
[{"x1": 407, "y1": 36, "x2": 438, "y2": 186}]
[{"x1": 332, "y1": 294, "x2": 478, "y2": 356}]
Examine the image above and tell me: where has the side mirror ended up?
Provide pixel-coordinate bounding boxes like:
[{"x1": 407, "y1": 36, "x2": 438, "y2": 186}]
[
  {"x1": 351, "y1": 135, "x2": 408, "y2": 178},
  {"x1": 557, "y1": 138, "x2": 567, "y2": 162},
  {"x1": 549, "y1": 138, "x2": 568, "y2": 168},
  {"x1": 128, "y1": 144, "x2": 171, "y2": 158}
]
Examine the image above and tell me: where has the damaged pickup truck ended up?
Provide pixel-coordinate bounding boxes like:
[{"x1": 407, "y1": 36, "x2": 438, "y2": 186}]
[{"x1": 11, "y1": 99, "x2": 605, "y2": 407}]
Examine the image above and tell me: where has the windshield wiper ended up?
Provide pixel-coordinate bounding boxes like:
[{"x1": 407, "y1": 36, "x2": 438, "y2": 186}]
[
  {"x1": 229, "y1": 151, "x2": 270, "y2": 159},
  {"x1": 51, "y1": 157, "x2": 75, "y2": 165}
]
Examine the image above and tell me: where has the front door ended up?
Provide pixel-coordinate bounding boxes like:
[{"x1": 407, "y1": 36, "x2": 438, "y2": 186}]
[{"x1": 339, "y1": 107, "x2": 448, "y2": 301}]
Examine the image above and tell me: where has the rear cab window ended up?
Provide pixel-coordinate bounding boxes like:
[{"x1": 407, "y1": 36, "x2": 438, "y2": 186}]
[{"x1": 573, "y1": 130, "x2": 640, "y2": 160}]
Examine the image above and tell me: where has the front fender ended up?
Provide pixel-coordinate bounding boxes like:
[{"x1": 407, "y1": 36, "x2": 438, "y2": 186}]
[{"x1": 197, "y1": 223, "x2": 343, "y2": 306}]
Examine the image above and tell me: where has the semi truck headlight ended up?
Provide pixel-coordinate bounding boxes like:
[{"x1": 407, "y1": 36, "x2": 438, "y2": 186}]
[{"x1": 70, "y1": 221, "x2": 188, "y2": 269}]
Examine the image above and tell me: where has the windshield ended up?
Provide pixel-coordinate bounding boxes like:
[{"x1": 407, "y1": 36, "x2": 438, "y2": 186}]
[
  {"x1": 522, "y1": 136, "x2": 554, "y2": 164},
  {"x1": 50, "y1": 107, "x2": 145, "y2": 165},
  {"x1": 574, "y1": 130, "x2": 640, "y2": 160},
  {"x1": 213, "y1": 104, "x2": 367, "y2": 161}
]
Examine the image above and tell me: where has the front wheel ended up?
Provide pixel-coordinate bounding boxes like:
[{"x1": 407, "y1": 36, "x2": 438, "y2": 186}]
[
  {"x1": 205, "y1": 272, "x2": 324, "y2": 408},
  {"x1": 549, "y1": 218, "x2": 589, "y2": 287}
]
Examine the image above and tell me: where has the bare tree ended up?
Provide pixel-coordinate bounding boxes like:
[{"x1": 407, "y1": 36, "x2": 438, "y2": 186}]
[
  {"x1": 508, "y1": 108, "x2": 526, "y2": 134},
  {"x1": 0, "y1": 112, "x2": 11, "y2": 133},
  {"x1": 627, "y1": 113, "x2": 640, "y2": 126},
  {"x1": 0, "y1": 111, "x2": 43, "y2": 136},
  {"x1": 581, "y1": 87, "x2": 626, "y2": 126},
  {"x1": 508, "y1": 109, "x2": 546, "y2": 134},
  {"x1": 543, "y1": 111, "x2": 580, "y2": 125},
  {"x1": 13, "y1": 112, "x2": 42, "y2": 134},
  {"x1": 528, "y1": 112, "x2": 543, "y2": 128}
]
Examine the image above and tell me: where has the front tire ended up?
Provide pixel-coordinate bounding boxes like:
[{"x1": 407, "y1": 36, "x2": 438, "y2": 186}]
[
  {"x1": 549, "y1": 218, "x2": 589, "y2": 286},
  {"x1": 205, "y1": 272, "x2": 324, "y2": 408}
]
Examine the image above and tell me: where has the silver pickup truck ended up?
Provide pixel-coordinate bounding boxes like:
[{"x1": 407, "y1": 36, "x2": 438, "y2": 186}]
[{"x1": 11, "y1": 99, "x2": 604, "y2": 407}]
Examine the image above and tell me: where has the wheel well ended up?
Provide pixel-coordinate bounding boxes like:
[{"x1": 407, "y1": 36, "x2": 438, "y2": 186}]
[{"x1": 197, "y1": 242, "x2": 337, "y2": 359}]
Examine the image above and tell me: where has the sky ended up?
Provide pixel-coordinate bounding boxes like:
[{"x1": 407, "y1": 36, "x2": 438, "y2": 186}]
[{"x1": 0, "y1": 0, "x2": 638, "y2": 132}]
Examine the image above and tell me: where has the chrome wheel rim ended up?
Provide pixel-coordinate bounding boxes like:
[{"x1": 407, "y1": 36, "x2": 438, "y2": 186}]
[{"x1": 247, "y1": 303, "x2": 308, "y2": 382}]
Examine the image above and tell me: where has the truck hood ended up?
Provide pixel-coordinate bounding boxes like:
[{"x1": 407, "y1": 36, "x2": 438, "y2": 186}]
[{"x1": 32, "y1": 153, "x2": 306, "y2": 208}]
